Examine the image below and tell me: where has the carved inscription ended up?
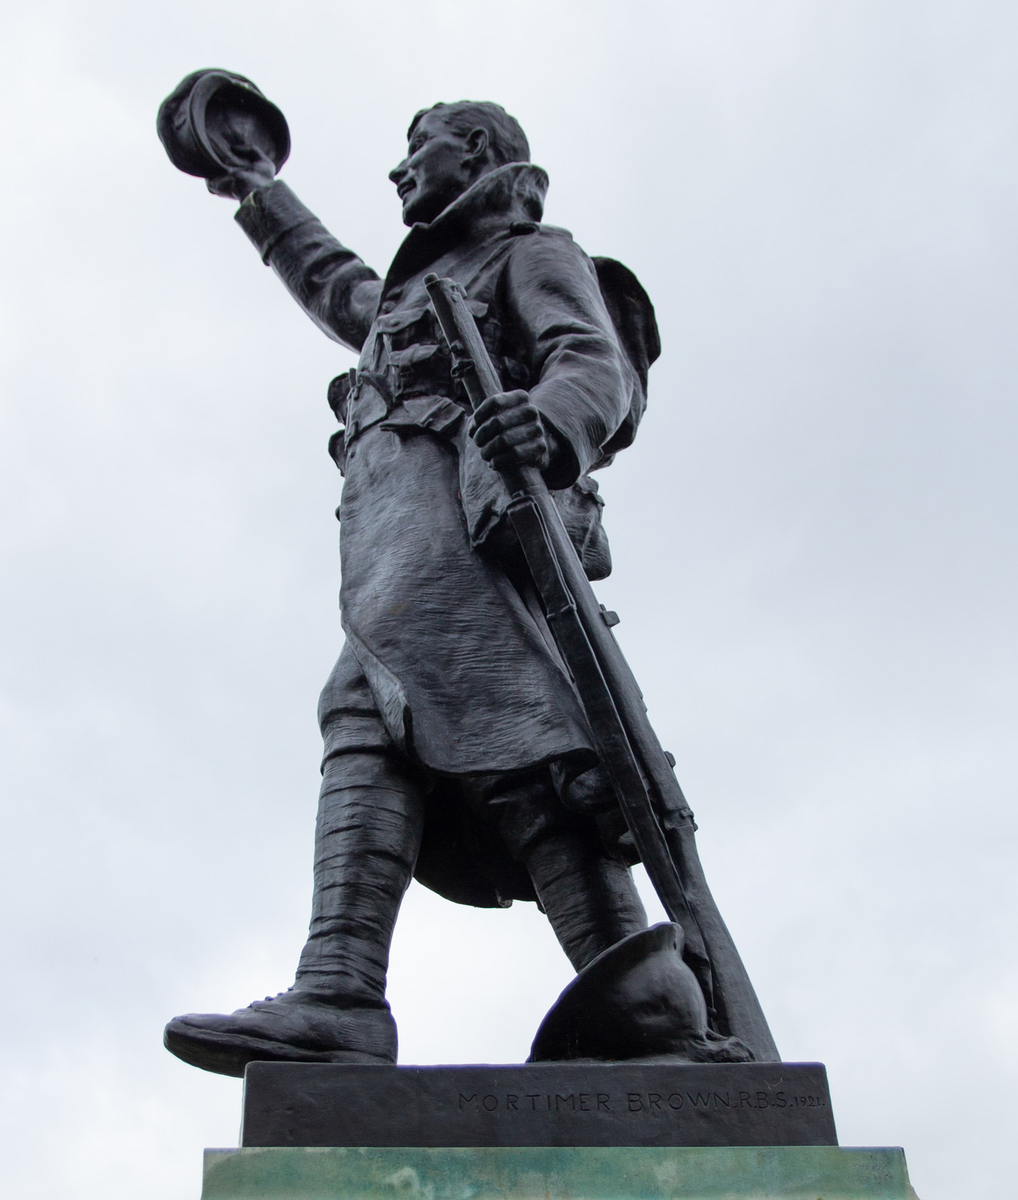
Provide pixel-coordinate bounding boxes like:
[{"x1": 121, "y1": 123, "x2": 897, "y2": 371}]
[
  {"x1": 624, "y1": 1090, "x2": 827, "y2": 1111},
  {"x1": 458, "y1": 1092, "x2": 611, "y2": 1112},
  {"x1": 455, "y1": 1088, "x2": 827, "y2": 1115}
]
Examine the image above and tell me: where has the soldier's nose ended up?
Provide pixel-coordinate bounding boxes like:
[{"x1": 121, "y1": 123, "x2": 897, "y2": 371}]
[{"x1": 389, "y1": 163, "x2": 407, "y2": 184}]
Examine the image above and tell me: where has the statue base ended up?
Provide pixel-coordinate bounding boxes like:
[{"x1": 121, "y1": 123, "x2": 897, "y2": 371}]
[
  {"x1": 195, "y1": 1062, "x2": 918, "y2": 1198},
  {"x1": 200, "y1": 1145, "x2": 920, "y2": 1199},
  {"x1": 240, "y1": 1062, "x2": 837, "y2": 1147}
]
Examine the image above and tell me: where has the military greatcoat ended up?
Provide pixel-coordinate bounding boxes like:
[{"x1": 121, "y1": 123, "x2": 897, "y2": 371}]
[{"x1": 236, "y1": 163, "x2": 657, "y2": 905}]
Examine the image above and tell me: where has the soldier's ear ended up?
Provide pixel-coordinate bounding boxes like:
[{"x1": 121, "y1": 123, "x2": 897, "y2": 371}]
[{"x1": 463, "y1": 127, "x2": 490, "y2": 167}]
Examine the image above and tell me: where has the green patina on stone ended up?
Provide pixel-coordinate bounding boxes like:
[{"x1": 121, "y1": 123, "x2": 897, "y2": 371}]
[{"x1": 200, "y1": 1145, "x2": 920, "y2": 1200}]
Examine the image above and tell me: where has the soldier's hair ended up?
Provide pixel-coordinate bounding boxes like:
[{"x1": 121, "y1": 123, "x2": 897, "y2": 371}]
[{"x1": 407, "y1": 102, "x2": 530, "y2": 167}]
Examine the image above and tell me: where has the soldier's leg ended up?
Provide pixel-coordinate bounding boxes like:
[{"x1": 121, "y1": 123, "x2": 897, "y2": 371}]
[
  {"x1": 294, "y1": 645, "x2": 426, "y2": 1004},
  {"x1": 164, "y1": 650, "x2": 425, "y2": 1076},
  {"x1": 490, "y1": 773, "x2": 647, "y2": 971},
  {"x1": 492, "y1": 771, "x2": 753, "y2": 1064},
  {"x1": 521, "y1": 824, "x2": 647, "y2": 971},
  {"x1": 293, "y1": 748, "x2": 425, "y2": 1002}
]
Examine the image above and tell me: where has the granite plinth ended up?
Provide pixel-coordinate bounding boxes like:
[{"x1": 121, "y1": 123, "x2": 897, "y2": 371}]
[
  {"x1": 201, "y1": 1145, "x2": 920, "y2": 1199},
  {"x1": 242, "y1": 1062, "x2": 836, "y2": 1149}
]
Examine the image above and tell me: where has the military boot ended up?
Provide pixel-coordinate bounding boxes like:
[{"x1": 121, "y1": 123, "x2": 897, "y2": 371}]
[{"x1": 164, "y1": 751, "x2": 425, "y2": 1076}]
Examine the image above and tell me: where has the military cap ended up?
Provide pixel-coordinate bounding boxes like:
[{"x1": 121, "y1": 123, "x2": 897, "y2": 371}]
[{"x1": 157, "y1": 68, "x2": 290, "y2": 179}]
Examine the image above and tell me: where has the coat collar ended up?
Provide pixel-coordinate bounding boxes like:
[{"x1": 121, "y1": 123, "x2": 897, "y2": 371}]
[{"x1": 383, "y1": 162, "x2": 549, "y2": 291}]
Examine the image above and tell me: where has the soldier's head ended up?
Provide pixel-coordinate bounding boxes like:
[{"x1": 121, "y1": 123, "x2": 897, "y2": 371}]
[{"x1": 389, "y1": 101, "x2": 530, "y2": 226}]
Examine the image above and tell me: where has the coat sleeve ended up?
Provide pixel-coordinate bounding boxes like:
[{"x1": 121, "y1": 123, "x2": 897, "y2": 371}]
[
  {"x1": 503, "y1": 229, "x2": 635, "y2": 487},
  {"x1": 234, "y1": 181, "x2": 383, "y2": 353}
]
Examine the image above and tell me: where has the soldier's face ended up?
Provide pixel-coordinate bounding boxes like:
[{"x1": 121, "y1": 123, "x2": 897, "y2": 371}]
[{"x1": 389, "y1": 111, "x2": 478, "y2": 226}]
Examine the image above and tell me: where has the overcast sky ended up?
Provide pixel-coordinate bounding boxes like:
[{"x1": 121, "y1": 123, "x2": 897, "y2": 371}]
[{"x1": 1, "y1": 2, "x2": 1015, "y2": 1197}]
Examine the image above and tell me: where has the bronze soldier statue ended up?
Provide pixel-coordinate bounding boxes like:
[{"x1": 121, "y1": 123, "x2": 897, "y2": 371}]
[{"x1": 157, "y1": 71, "x2": 776, "y2": 1076}]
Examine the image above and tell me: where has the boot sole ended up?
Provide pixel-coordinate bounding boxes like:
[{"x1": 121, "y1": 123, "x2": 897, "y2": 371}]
[{"x1": 164, "y1": 1021, "x2": 394, "y2": 1077}]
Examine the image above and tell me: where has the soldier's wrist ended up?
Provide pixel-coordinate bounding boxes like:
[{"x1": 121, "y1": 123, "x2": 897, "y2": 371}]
[{"x1": 540, "y1": 420, "x2": 577, "y2": 489}]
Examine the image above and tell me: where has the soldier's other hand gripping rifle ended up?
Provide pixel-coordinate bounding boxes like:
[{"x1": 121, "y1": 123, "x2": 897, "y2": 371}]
[{"x1": 424, "y1": 273, "x2": 779, "y2": 1064}]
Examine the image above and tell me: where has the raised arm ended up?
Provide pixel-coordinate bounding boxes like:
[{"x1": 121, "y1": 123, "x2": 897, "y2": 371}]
[
  {"x1": 158, "y1": 74, "x2": 383, "y2": 353},
  {"x1": 193, "y1": 163, "x2": 375, "y2": 357},
  {"x1": 209, "y1": 151, "x2": 381, "y2": 352},
  {"x1": 231, "y1": 182, "x2": 381, "y2": 353}
]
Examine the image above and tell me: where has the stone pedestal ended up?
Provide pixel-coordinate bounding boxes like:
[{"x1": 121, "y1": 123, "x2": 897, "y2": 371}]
[
  {"x1": 196, "y1": 1062, "x2": 919, "y2": 1198},
  {"x1": 200, "y1": 1145, "x2": 920, "y2": 1199}
]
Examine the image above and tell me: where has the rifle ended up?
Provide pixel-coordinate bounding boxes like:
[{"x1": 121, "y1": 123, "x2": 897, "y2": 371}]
[{"x1": 425, "y1": 273, "x2": 779, "y2": 1062}]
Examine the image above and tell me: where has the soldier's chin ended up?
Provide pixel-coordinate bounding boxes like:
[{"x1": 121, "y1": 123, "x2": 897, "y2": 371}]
[
  {"x1": 402, "y1": 189, "x2": 443, "y2": 226},
  {"x1": 401, "y1": 196, "x2": 421, "y2": 225}
]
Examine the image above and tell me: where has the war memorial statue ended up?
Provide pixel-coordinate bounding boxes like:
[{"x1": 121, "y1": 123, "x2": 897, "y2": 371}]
[
  {"x1": 153, "y1": 72, "x2": 931, "y2": 1200},
  {"x1": 156, "y1": 70, "x2": 783, "y2": 1079},
  {"x1": 154, "y1": 72, "x2": 927, "y2": 1200}
]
